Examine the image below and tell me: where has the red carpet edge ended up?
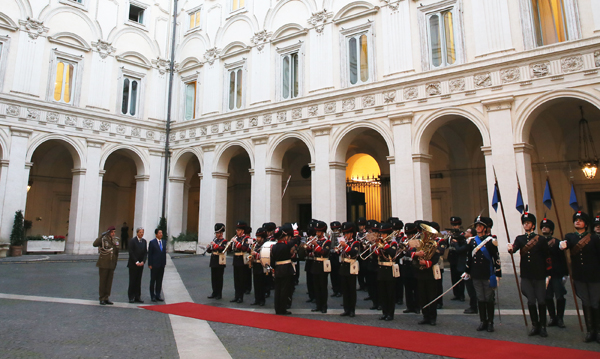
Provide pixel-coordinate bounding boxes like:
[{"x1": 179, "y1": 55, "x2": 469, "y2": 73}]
[{"x1": 143, "y1": 302, "x2": 600, "y2": 359}]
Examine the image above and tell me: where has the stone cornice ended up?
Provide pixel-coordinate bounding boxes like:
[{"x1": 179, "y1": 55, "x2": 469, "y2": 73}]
[
  {"x1": 386, "y1": 156, "x2": 395, "y2": 164},
  {"x1": 25, "y1": 162, "x2": 33, "y2": 169},
  {"x1": 201, "y1": 144, "x2": 215, "y2": 152},
  {"x1": 265, "y1": 167, "x2": 284, "y2": 175},
  {"x1": 212, "y1": 172, "x2": 230, "y2": 179},
  {"x1": 311, "y1": 125, "x2": 332, "y2": 136},
  {"x1": 169, "y1": 176, "x2": 186, "y2": 183},
  {"x1": 251, "y1": 135, "x2": 269, "y2": 145},
  {"x1": 71, "y1": 168, "x2": 87, "y2": 175},
  {"x1": 135, "y1": 175, "x2": 150, "y2": 181},
  {"x1": 412, "y1": 153, "x2": 433, "y2": 163},
  {"x1": 329, "y1": 161, "x2": 348, "y2": 170},
  {"x1": 480, "y1": 146, "x2": 493, "y2": 156},
  {"x1": 0, "y1": 159, "x2": 9, "y2": 167},
  {"x1": 86, "y1": 139, "x2": 104, "y2": 148},
  {"x1": 10, "y1": 127, "x2": 33, "y2": 138},
  {"x1": 481, "y1": 96, "x2": 514, "y2": 112},
  {"x1": 389, "y1": 111, "x2": 413, "y2": 125},
  {"x1": 149, "y1": 148, "x2": 166, "y2": 156},
  {"x1": 513, "y1": 142, "x2": 535, "y2": 154}
]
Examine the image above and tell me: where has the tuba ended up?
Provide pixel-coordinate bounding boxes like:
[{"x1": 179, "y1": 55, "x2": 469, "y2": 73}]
[{"x1": 414, "y1": 223, "x2": 439, "y2": 269}]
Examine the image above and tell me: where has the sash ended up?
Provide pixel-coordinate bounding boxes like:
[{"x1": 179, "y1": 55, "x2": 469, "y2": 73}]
[
  {"x1": 474, "y1": 236, "x2": 497, "y2": 288},
  {"x1": 572, "y1": 233, "x2": 592, "y2": 255},
  {"x1": 521, "y1": 235, "x2": 539, "y2": 255}
]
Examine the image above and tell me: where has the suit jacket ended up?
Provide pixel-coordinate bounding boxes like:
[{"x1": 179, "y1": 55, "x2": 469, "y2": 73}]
[
  {"x1": 128, "y1": 237, "x2": 148, "y2": 268},
  {"x1": 148, "y1": 238, "x2": 167, "y2": 269}
]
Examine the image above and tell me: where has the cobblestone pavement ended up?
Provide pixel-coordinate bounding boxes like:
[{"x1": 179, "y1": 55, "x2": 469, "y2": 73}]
[{"x1": 1, "y1": 253, "x2": 599, "y2": 358}]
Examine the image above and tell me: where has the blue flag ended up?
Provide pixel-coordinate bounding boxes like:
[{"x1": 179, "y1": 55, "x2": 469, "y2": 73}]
[
  {"x1": 543, "y1": 180, "x2": 552, "y2": 209},
  {"x1": 570, "y1": 184, "x2": 579, "y2": 211},
  {"x1": 516, "y1": 188, "x2": 524, "y2": 213},
  {"x1": 491, "y1": 184, "x2": 499, "y2": 212}
]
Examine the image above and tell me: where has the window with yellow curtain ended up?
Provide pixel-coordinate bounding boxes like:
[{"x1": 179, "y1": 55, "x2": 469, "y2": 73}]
[
  {"x1": 53, "y1": 60, "x2": 75, "y2": 104},
  {"x1": 232, "y1": 0, "x2": 245, "y2": 12},
  {"x1": 189, "y1": 9, "x2": 201, "y2": 29},
  {"x1": 428, "y1": 9, "x2": 456, "y2": 68},
  {"x1": 531, "y1": 0, "x2": 567, "y2": 46}
]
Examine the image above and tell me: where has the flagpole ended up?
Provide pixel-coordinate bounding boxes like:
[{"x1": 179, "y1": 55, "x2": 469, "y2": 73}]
[
  {"x1": 546, "y1": 176, "x2": 584, "y2": 332},
  {"x1": 493, "y1": 167, "x2": 529, "y2": 328}
]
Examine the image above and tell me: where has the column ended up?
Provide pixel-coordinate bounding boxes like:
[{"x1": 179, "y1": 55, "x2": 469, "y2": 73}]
[
  {"x1": 514, "y1": 143, "x2": 536, "y2": 216},
  {"x1": 198, "y1": 145, "x2": 215, "y2": 244},
  {"x1": 211, "y1": 172, "x2": 229, "y2": 232},
  {"x1": 145, "y1": 149, "x2": 165, "y2": 234},
  {"x1": 265, "y1": 167, "x2": 283, "y2": 226},
  {"x1": 390, "y1": 112, "x2": 416, "y2": 221},
  {"x1": 329, "y1": 161, "x2": 347, "y2": 222},
  {"x1": 482, "y1": 97, "x2": 522, "y2": 251},
  {"x1": 251, "y1": 136, "x2": 268, "y2": 229},
  {"x1": 65, "y1": 168, "x2": 86, "y2": 254},
  {"x1": 0, "y1": 159, "x2": 10, "y2": 243},
  {"x1": 0, "y1": 127, "x2": 32, "y2": 241},
  {"x1": 311, "y1": 125, "x2": 332, "y2": 223},
  {"x1": 134, "y1": 175, "x2": 150, "y2": 232},
  {"x1": 412, "y1": 154, "x2": 433, "y2": 221},
  {"x1": 167, "y1": 176, "x2": 186, "y2": 250}
]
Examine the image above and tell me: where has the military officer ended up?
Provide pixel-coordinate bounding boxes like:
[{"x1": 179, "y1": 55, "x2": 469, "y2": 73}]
[
  {"x1": 93, "y1": 226, "x2": 120, "y2": 305},
  {"x1": 376, "y1": 223, "x2": 399, "y2": 321},
  {"x1": 329, "y1": 221, "x2": 343, "y2": 298},
  {"x1": 540, "y1": 218, "x2": 567, "y2": 328},
  {"x1": 462, "y1": 227, "x2": 479, "y2": 314},
  {"x1": 309, "y1": 221, "x2": 331, "y2": 313},
  {"x1": 339, "y1": 222, "x2": 361, "y2": 317},
  {"x1": 271, "y1": 224, "x2": 297, "y2": 315},
  {"x1": 448, "y1": 216, "x2": 467, "y2": 302},
  {"x1": 263, "y1": 222, "x2": 277, "y2": 297},
  {"x1": 206, "y1": 223, "x2": 228, "y2": 299},
  {"x1": 250, "y1": 227, "x2": 267, "y2": 306},
  {"x1": 229, "y1": 221, "x2": 251, "y2": 303},
  {"x1": 401, "y1": 223, "x2": 419, "y2": 314},
  {"x1": 389, "y1": 218, "x2": 405, "y2": 305},
  {"x1": 411, "y1": 221, "x2": 441, "y2": 326}
]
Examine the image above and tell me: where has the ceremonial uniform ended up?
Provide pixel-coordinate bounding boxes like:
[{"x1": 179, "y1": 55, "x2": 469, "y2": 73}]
[
  {"x1": 304, "y1": 224, "x2": 316, "y2": 303},
  {"x1": 310, "y1": 221, "x2": 331, "y2": 313},
  {"x1": 206, "y1": 223, "x2": 227, "y2": 299},
  {"x1": 329, "y1": 221, "x2": 342, "y2": 298},
  {"x1": 365, "y1": 221, "x2": 380, "y2": 310},
  {"x1": 540, "y1": 218, "x2": 567, "y2": 328},
  {"x1": 230, "y1": 221, "x2": 251, "y2": 303},
  {"x1": 413, "y1": 233, "x2": 441, "y2": 326},
  {"x1": 401, "y1": 223, "x2": 419, "y2": 314},
  {"x1": 339, "y1": 222, "x2": 360, "y2": 317},
  {"x1": 356, "y1": 217, "x2": 367, "y2": 291},
  {"x1": 561, "y1": 211, "x2": 600, "y2": 343},
  {"x1": 271, "y1": 225, "x2": 296, "y2": 315},
  {"x1": 448, "y1": 217, "x2": 467, "y2": 301},
  {"x1": 376, "y1": 223, "x2": 399, "y2": 321},
  {"x1": 389, "y1": 218, "x2": 405, "y2": 305},
  {"x1": 432, "y1": 222, "x2": 446, "y2": 309},
  {"x1": 250, "y1": 227, "x2": 267, "y2": 306},
  {"x1": 93, "y1": 228, "x2": 119, "y2": 305},
  {"x1": 509, "y1": 212, "x2": 551, "y2": 337}
]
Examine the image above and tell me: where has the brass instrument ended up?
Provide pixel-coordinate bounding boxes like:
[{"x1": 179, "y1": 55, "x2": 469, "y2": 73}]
[
  {"x1": 359, "y1": 232, "x2": 385, "y2": 260},
  {"x1": 222, "y1": 236, "x2": 235, "y2": 253},
  {"x1": 414, "y1": 223, "x2": 439, "y2": 269}
]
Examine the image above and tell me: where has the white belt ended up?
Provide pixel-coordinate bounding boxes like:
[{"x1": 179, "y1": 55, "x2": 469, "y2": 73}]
[
  {"x1": 315, "y1": 257, "x2": 328, "y2": 261},
  {"x1": 343, "y1": 258, "x2": 356, "y2": 263},
  {"x1": 234, "y1": 252, "x2": 244, "y2": 256},
  {"x1": 276, "y1": 260, "x2": 292, "y2": 265},
  {"x1": 379, "y1": 261, "x2": 393, "y2": 266},
  {"x1": 211, "y1": 252, "x2": 222, "y2": 256}
]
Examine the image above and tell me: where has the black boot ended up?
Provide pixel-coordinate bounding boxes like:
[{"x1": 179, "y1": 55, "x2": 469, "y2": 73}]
[
  {"x1": 528, "y1": 304, "x2": 540, "y2": 336},
  {"x1": 556, "y1": 298, "x2": 566, "y2": 328},
  {"x1": 476, "y1": 301, "x2": 488, "y2": 331},
  {"x1": 546, "y1": 299, "x2": 557, "y2": 327},
  {"x1": 487, "y1": 301, "x2": 495, "y2": 332},
  {"x1": 539, "y1": 304, "x2": 548, "y2": 337},
  {"x1": 582, "y1": 306, "x2": 595, "y2": 342}
]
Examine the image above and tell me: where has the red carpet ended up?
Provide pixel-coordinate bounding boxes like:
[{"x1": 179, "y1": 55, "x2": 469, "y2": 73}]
[{"x1": 144, "y1": 302, "x2": 599, "y2": 359}]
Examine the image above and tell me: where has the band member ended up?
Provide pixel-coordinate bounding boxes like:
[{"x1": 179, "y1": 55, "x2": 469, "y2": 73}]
[
  {"x1": 329, "y1": 221, "x2": 343, "y2": 298},
  {"x1": 390, "y1": 218, "x2": 405, "y2": 305},
  {"x1": 229, "y1": 221, "x2": 251, "y2": 303},
  {"x1": 376, "y1": 223, "x2": 399, "y2": 321},
  {"x1": 508, "y1": 212, "x2": 551, "y2": 337},
  {"x1": 464, "y1": 216, "x2": 501, "y2": 332},
  {"x1": 402, "y1": 223, "x2": 419, "y2": 314},
  {"x1": 263, "y1": 222, "x2": 277, "y2": 297},
  {"x1": 463, "y1": 228, "x2": 479, "y2": 314},
  {"x1": 559, "y1": 211, "x2": 600, "y2": 343},
  {"x1": 244, "y1": 226, "x2": 253, "y2": 295},
  {"x1": 540, "y1": 218, "x2": 567, "y2": 328},
  {"x1": 310, "y1": 221, "x2": 331, "y2": 313},
  {"x1": 271, "y1": 224, "x2": 297, "y2": 315},
  {"x1": 432, "y1": 222, "x2": 446, "y2": 309},
  {"x1": 206, "y1": 223, "x2": 227, "y2": 299},
  {"x1": 250, "y1": 227, "x2": 267, "y2": 306},
  {"x1": 411, "y1": 222, "x2": 441, "y2": 326},
  {"x1": 356, "y1": 217, "x2": 368, "y2": 292},
  {"x1": 339, "y1": 222, "x2": 360, "y2": 317},
  {"x1": 448, "y1": 216, "x2": 467, "y2": 302},
  {"x1": 305, "y1": 221, "x2": 316, "y2": 303},
  {"x1": 365, "y1": 220, "x2": 380, "y2": 310}
]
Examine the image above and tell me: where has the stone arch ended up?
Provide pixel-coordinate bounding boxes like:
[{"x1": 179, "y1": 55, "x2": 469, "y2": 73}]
[
  {"x1": 332, "y1": 0, "x2": 376, "y2": 21},
  {"x1": 263, "y1": 0, "x2": 317, "y2": 30},
  {"x1": 99, "y1": 144, "x2": 149, "y2": 176},
  {"x1": 214, "y1": 14, "x2": 259, "y2": 47},
  {"x1": 171, "y1": 148, "x2": 203, "y2": 177},
  {"x1": 0, "y1": 129, "x2": 10, "y2": 160},
  {"x1": 11, "y1": 0, "x2": 33, "y2": 19},
  {"x1": 40, "y1": 5, "x2": 102, "y2": 39},
  {"x1": 26, "y1": 134, "x2": 85, "y2": 169},
  {"x1": 331, "y1": 120, "x2": 394, "y2": 163},
  {"x1": 176, "y1": 32, "x2": 210, "y2": 61},
  {"x1": 413, "y1": 107, "x2": 490, "y2": 154},
  {"x1": 108, "y1": 27, "x2": 160, "y2": 56},
  {"x1": 213, "y1": 140, "x2": 254, "y2": 173},
  {"x1": 514, "y1": 89, "x2": 600, "y2": 144},
  {"x1": 267, "y1": 131, "x2": 315, "y2": 169}
]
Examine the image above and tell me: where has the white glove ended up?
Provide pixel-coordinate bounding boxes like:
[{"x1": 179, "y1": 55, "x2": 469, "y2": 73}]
[
  {"x1": 559, "y1": 241, "x2": 567, "y2": 250},
  {"x1": 507, "y1": 243, "x2": 513, "y2": 252},
  {"x1": 461, "y1": 272, "x2": 470, "y2": 280}
]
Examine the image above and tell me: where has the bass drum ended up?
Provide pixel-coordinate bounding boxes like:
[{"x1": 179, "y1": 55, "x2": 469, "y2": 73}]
[{"x1": 260, "y1": 241, "x2": 277, "y2": 266}]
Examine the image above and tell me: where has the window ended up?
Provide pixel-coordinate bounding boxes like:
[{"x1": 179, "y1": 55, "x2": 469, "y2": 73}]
[
  {"x1": 347, "y1": 33, "x2": 369, "y2": 85},
  {"x1": 428, "y1": 9, "x2": 456, "y2": 68},
  {"x1": 281, "y1": 52, "x2": 299, "y2": 99},
  {"x1": 53, "y1": 60, "x2": 76, "y2": 104},
  {"x1": 228, "y1": 68, "x2": 243, "y2": 111},
  {"x1": 189, "y1": 9, "x2": 201, "y2": 29},
  {"x1": 531, "y1": 0, "x2": 567, "y2": 46},
  {"x1": 232, "y1": 0, "x2": 245, "y2": 12},
  {"x1": 121, "y1": 77, "x2": 140, "y2": 116},
  {"x1": 71, "y1": 0, "x2": 83, "y2": 3},
  {"x1": 184, "y1": 81, "x2": 196, "y2": 120},
  {"x1": 129, "y1": 4, "x2": 145, "y2": 24}
]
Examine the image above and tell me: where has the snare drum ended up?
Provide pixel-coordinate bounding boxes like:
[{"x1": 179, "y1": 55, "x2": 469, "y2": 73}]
[{"x1": 260, "y1": 241, "x2": 277, "y2": 266}]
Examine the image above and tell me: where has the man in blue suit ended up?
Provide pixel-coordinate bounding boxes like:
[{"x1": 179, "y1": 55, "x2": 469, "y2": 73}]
[{"x1": 148, "y1": 229, "x2": 167, "y2": 302}]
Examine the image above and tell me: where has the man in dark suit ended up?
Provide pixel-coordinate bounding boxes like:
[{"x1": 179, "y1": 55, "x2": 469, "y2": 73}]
[
  {"x1": 128, "y1": 227, "x2": 147, "y2": 303},
  {"x1": 148, "y1": 228, "x2": 167, "y2": 302}
]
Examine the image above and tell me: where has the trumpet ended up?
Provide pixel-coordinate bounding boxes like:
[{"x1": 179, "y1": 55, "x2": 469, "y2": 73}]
[{"x1": 222, "y1": 237, "x2": 235, "y2": 253}]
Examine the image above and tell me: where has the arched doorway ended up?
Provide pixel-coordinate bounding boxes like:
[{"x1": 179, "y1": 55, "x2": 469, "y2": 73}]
[
  {"x1": 526, "y1": 98, "x2": 600, "y2": 231},
  {"x1": 169, "y1": 151, "x2": 201, "y2": 239},
  {"x1": 99, "y1": 149, "x2": 143, "y2": 241},
  {"x1": 218, "y1": 146, "x2": 252, "y2": 236},
  {"x1": 427, "y1": 117, "x2": 488, "y2": 229}
]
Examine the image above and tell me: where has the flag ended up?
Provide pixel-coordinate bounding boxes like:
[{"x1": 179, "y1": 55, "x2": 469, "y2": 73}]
[
  {"x1": 491, "y1": 184, "x2": 499, "y2": 212},
  {"x1": 516, "y1": 187, "x2": 524, "y2": 213},
  {"x1": 542, "y1": 179, "x2": 552, "y2": 209},
  {"x1": 569, "y1": 184, "x2": 579, "y2": 211}
]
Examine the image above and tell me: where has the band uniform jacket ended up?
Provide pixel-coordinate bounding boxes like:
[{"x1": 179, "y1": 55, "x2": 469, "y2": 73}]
[
  {"x1": 310, "y1": 237, "x2": 331, "y2": 274},
  {"x1": 251, "y1": 241, "x2": 266, "y2": 275},
  {"x1": 207, "y1": 237, "x2": 228, "y2": 268},
  {"x1": 376, "y1": 240, "x2": 398, "y2": 281},
  {"x1": 271, "y1": 240, "x2": 296, "y2": 278},
  {"x1": 340, "y1": 240, "x2": 361, "y2": 276},
  {"x1": 543, "y1": 235, "x2": 568, "y2": 278},
  {"x1": 93, "y1": 232, "x2": 119, "y2": 269},
  {"x1": 563, "y1": 232, "x2": 600, "y2": 283},
  {"x1": 231, "y1": 235, "x2": 251, "y2": 266},
  {"x1": 436, "y1": 237, "x2": 448, "y2": 273},
  {"x1": 148, "y1": 238, "x2": 167, "y2": 269},
  {"x1": 412, "y1": 248, "x2": 441, "y2": 281},
  {"x1": 465, "y1": 235, "x2": 502, "y2": 280},
  {"x1": 448, "y1": 231, "x2": 468, "y2": 272},
  {"x1": 511, "y1": 232, "x2": 551, "y2": 280}
]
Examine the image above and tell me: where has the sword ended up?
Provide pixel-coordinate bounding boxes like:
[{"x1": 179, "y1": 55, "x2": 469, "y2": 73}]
[{"x1": 423, "y1": 278, "x2": 464, "y2": 309}]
